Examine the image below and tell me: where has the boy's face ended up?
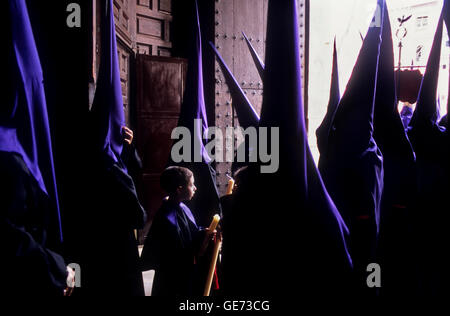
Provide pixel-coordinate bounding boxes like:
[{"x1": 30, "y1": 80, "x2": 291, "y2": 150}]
[{"x1": 178, "y1": 175, "x2": 196, "y2": 201}]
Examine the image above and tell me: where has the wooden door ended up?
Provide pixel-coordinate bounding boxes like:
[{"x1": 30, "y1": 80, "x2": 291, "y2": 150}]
[
  {"x1": 135, "y1": 55, "x2": 187, "y2": 235},
  {"x1": 136, "y1": 0, "x2": 173, "y2": 56}
]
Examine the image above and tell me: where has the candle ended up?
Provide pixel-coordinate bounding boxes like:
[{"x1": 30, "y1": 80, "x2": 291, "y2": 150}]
[
  {"x1": 226, "y1": 178, "x2": 235, "y2": 195},
  {"x1": 199, "y1": 215, "x2": 221, "y2": 258},
  {"x1": 204, "y1": 234, "x2": 222, "y2": 296},
  {"x1": 208, "y1": 214, "x2": 221, "y2": 232}
]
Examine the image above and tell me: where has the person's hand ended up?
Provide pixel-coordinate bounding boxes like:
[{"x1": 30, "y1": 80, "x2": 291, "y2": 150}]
[
  {"x1": 198, "y1": 228, "x2": 218, "y2": 257},
  {"x1": 204, "y1": 228, "x2": 217, "y2": 241},
  {"x1": 122, "y1": 126, "x2": 134, "y2": 145},
  {"x1": 64, "y1": 266, "x2": 76, "y2": 296}
]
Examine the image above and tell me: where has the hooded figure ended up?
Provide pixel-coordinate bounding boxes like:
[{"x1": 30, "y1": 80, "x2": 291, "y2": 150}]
[
  {"x1": 316, "y1": 39, "x2": 341, "y2": 164},
  {"x1": 167, "y1": 0, "x2": 221, "y2": 228},
  {"x1": 209, "y1": 42, "x2": 261, "y2": 294},
  {"x1": 0, "y1": 0, "x2": 68, "y2": 296},
  {"x1": 407, "y1": 9, "x2": 450, "y2": 296},
  {"x1": 82, "y1": 0, "x2": 146, "y2": 296},
  {"x1": 319, "y1": 0, "x2": 385, "y2": 294},
  {"x1": 372, "y1": 3, "x2": 417, "y2": 297},
  {"x1": 222, "y1": 0, "x2": 353, "y2": 298}
]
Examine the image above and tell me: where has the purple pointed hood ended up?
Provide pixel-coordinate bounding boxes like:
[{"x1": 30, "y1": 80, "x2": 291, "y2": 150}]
[
  {"x1": 318, "y1": 1, "x2": 385, "y2": 253},
  {"x1": 373, "y1": 2, "x2": 415, "y2": 161},
  {"x1": 242, "y1": 31, "x2": 265, "y2": 81},
  {"x1": 174, "y1": 0, "x2": 211, "y2": 164},
  {"x1": 167, "y1": 0, "x2": 220, "y2": 228},
  {"x1": 0, "y1": 0, "x2": 62, "y2": 242},
  {"x1": 410, "y1": 13, "x2": 444, "y2": 128},
  {"x1": 316, "y1": 39, "x2": 341, "y2": 157},
  {"x1": 90, "y1": 0, "x2": 126, "y2": 166},
  {"x1": 260, "y1": 0, "x2": 353, "y2": 273},
  {"x1": 209, "y1": 42, "x2": 260, "y2": 129},
  {"x1": 331, "y1": 1, "x2": 383, "y2": 157},
  {"x1": 407, "y1": 8, "x2": 448, "y2": 166},
  {"x1": 222, "y1": 0, "x2": 353, "y2": 295}
]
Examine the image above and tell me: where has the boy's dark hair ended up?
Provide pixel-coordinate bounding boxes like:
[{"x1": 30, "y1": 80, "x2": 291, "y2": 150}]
[{"x1": 160, "y1": 166, "x2": 193, "y2": 194}]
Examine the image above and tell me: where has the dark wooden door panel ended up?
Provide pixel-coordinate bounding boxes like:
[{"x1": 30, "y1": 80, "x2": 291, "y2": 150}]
[
  {"x1": 138, "y1": 117, "x2": 178, "y2": 173},
  {"x1": 137, "y1": 57, "x2": 186, "y2": 114},
  {"x1": 136, "y1": 55, "x2": 187, "y2": 228},
  {"x1": 136, "y1": 0, "x2": 172, "y2": 56},
  {"x1": 113, "y1": 0, "x2": 134, "y2": 47}
]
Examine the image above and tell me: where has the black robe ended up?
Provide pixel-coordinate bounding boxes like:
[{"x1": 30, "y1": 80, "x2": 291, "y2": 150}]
[
  {"x1": 141, "y1": 199, "x2": 204, "y2": 296},
  {"x1": 80, "y1": 155, "x2": 146, "y2": 296},
  {"x1": 406, "y1": 14, "x2": 450, "y2": 295},
  {"x1": 121, "y1": 142, "x2": 143, "y2": 186},
  {"x1": 408, "y1": 124, "x2": 450, "y2": 295},
  {"x1": 0, "y1": 151, "x2": 67, "y2": 296}
]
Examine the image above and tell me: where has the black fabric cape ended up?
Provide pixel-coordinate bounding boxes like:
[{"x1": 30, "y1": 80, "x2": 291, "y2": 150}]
[
  {"x1": 318, "y1": 0, "x2": 385, "y2": 294},
  {"x1": 222, "y1": 0, "x2": 353, "y2": 298},
  {"x1": 75, "y1": 0, "x2": 146, "y2": 297},
  {"x1": 141, "y1": 199, "x2": 204, "y2": 296},
  {"x1": 372, "y1": 3, "x2": 417, "y2": 296},
  {"x1": 407, "y1": 12, "x2": 450, "y2": 295},
  {"x1": 0, "y1": 151, "x2": 67, "y2": 296},
  {"x1": 78, "y1": 151, "x2": 146, "y2": 296}
]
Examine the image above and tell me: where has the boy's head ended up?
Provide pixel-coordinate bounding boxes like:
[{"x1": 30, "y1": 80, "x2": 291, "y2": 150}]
[{"x1": 160, "y1": 166, "x2": 196, "y2": 201}]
